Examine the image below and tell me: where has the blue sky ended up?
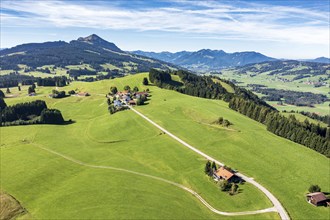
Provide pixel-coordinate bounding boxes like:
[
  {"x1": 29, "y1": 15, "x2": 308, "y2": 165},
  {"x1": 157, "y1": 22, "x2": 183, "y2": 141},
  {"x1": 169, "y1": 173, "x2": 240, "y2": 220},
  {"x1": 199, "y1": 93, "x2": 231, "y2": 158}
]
[{"x1": 1, "y1": 0, "x2": 329, "y2": 59}]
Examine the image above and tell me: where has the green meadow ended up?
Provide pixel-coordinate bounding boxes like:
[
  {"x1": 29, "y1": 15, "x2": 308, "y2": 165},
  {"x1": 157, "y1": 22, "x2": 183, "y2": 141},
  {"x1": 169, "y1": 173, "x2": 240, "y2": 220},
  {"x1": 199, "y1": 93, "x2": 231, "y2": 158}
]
[
  {"x1": 0, "y1": 73, "x2": 329, "y2": 219},
  {"x1": 1, "y1": 75, "x2": 276, "y2": 219}
]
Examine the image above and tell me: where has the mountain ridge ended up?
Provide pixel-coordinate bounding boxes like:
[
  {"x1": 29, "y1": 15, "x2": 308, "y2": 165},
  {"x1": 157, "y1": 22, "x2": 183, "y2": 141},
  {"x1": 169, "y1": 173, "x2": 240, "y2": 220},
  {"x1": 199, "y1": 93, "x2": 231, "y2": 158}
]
[
  {"x1": 0, "y1": 34, "x2": 176, "y2": 72},
  {"x1": 131, "y1": 49, "x2": 277, "y2": 72}
]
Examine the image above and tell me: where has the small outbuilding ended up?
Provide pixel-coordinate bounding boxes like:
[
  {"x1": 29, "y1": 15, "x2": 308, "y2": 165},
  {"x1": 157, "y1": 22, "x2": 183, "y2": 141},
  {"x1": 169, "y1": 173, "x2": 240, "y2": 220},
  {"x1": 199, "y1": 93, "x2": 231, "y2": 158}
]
[
  {"x1": 306, "y1": 192, "x2": 329, "y2": 206},
  {"x1": 128, "y1": 100, "x2": 136, "y2": 105}
]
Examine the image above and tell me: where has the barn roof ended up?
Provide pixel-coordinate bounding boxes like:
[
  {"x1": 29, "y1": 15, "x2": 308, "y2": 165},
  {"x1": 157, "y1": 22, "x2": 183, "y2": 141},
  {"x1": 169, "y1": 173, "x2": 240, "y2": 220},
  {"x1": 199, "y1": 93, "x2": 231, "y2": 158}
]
[
  {"x1": 307, "y1": 192, "x2": 328, "y2": 203},
  {"x1": 215, "y1": 167, "x2": 235, "y2": 180}
]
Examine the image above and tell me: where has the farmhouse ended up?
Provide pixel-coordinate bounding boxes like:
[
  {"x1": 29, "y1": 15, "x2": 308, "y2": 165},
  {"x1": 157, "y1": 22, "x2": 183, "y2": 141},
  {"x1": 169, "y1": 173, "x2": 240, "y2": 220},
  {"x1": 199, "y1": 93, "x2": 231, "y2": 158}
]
[
  {"x1": 135, "y1": 91, "x2": 149, "y2": 99},
  {"x1": 123, "y1": 95, "x2": 131, "y2": 102},
  {"x1": 113, "y1": 100, "x2": 122, "y2": 108},
  {"x1": 306, "y1": 192, "x2": 329, "y2": 206},
  {"x1": 213, "y1": 167, "x2": 240, "y2": 182}
]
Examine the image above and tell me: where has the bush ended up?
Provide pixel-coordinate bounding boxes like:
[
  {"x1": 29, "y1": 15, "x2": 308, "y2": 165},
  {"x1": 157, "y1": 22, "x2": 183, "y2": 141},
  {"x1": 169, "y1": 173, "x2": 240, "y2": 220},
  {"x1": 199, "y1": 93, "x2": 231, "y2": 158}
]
[
  {"x1": 308, "y1": 185, "x2": 321, "y2": 193},
  {"x1": 143, "y1": 77, "x2": 149, "y2": 85},
  {"x1": 68, "y1": 90, "x2": 76, "y2": 95},
  {"x1": 219, "y1": 180, "x2": 232, "y2": 191},
  {"x1": 52, "y1": 90, "x2": 66, "y2": 98},
  {"x1": 136, "y1": 98, "x2": 144, "y2": 106}
]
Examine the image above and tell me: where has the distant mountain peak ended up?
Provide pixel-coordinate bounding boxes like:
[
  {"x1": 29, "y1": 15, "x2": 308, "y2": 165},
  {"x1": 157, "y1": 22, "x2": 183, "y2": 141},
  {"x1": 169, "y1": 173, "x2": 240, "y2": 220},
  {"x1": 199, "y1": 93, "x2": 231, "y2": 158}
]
[
  {"x1": 76, "y1": 34, "x2": 122, "y2": 52},
  {"x1": 78, "y1": 34, "x2": 104, "y2": 43}
]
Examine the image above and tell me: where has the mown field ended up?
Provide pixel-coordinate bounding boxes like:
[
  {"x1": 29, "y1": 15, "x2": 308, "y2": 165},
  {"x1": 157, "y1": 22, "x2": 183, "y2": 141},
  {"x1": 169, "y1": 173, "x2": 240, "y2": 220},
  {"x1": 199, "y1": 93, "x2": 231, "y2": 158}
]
[{"x1": 1, "y1": 75, "x2": 277, "y2": 219}]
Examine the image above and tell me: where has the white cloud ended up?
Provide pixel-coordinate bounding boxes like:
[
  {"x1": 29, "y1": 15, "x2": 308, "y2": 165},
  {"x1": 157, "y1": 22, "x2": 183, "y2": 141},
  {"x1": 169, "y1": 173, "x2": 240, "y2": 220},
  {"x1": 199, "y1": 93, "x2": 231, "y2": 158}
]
[{"x1": 1, "y1": 0, "x2": 329, "y2": 46}]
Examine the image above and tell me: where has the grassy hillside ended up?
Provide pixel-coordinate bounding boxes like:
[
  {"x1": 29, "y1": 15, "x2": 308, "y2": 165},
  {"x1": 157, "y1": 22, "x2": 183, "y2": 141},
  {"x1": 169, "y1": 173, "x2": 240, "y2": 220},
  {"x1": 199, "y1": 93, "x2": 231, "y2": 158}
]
[
  {"x1": 108, "y1": 73, "x2": 329, "y2": 219},
  {"x1": 1, "y1": 73, "x2": 329, "y2": 219},
  {"x1": 1, "y1": 76, "x2": 276, "y2": 219}
]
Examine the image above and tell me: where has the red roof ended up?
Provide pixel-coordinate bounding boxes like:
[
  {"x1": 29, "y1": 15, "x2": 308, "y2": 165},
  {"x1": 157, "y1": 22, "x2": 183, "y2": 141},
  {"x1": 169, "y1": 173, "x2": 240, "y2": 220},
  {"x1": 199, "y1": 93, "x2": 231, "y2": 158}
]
[{"x1": 215, "y1": 167, "x2": 235, "y2": 180}]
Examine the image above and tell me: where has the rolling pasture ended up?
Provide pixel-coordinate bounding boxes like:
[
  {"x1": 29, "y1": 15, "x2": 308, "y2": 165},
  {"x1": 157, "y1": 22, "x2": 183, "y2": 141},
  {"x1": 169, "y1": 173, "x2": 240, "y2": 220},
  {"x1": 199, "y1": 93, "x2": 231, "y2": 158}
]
[
  {"x1": 0, "y1": 73, "x2": 329, "y2": 219},
  {"x1": 1, "y1": 75, "x2": 276, "y2": 219}
]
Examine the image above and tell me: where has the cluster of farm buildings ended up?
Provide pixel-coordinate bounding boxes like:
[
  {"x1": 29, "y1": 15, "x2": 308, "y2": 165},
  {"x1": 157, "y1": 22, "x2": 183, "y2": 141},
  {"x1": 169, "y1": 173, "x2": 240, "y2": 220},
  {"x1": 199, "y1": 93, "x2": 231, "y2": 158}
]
[{"x1": 109, "y1": 90, "x2": 149, "y2": 108}]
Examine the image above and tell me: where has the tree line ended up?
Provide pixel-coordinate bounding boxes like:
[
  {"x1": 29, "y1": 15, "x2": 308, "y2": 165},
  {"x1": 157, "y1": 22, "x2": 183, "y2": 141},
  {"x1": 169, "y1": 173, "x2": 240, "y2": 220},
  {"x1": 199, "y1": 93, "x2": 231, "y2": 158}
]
[
  {"x1": 298, "y1": 111, "x2": 330, "y2": 126},
  {"x1": 0, "y1": 73, "x2": 36, "y2": 88},
  {"x1": 0, "y1": 99, "x2": 65, "y2": 126},
  {"x1": 0, "y1": 73, "x2": 69, "y2": 88},
  {"x1": 251, "y1": 87, "x2": 328, "y2": 107},
  {"x1": 229, "y1": 97, "x2": 330, "y2": 157},
  {"x1": 37, "y1": 76, "x2": 68, "y2": 87}
]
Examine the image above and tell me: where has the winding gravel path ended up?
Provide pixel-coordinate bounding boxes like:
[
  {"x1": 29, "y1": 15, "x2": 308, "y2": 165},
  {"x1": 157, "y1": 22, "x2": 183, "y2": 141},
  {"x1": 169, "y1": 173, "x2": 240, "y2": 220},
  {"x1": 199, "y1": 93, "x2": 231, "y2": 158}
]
[
  {"x1": 129, "y1": 106, "x2": 290, "y2": 220},
  {"x1": 33, "y1": 143, "x2": 277, "y2": 217}
]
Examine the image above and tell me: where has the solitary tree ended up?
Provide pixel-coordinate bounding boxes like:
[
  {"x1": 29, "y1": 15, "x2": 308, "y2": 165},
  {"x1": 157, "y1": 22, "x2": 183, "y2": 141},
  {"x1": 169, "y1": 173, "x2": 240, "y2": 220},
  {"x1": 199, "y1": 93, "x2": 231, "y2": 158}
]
[
  {"x1": 124, "y1": 85, "x2": 131, "y2": 91},
  {"x1": 143, "y1": 77, "x2": 149, "y2": 85},
  {"x1": 217, "y1": 117, "x2": 224, "y2": 125},
  {"x1": 230, "y1": 183, "x2": 239, "y2": 195},
  {"x1": 211, "y1": 161, "x2": 217, "y2": 171},
  {"x1": 110, "y1": 86, "x2": 118, "y2": 95},
  {"x1": 6, "y1": 88, "x2": 10, "y2": 94},
  {"x1": 133, "y1": 86, "x2": 139, "y2": 92},
  {"x1": 18, "y1": 86, "x2": 21, "y2": 91},
  {"x1": 308, "y1": 185, "x2": 321, "y2": 193},
  {"x1": 28, "y1": 86, "x2": 35, "y2": 94},
  {"x1": 204, "y1": 161, "x2": 212, "y2": 175}
]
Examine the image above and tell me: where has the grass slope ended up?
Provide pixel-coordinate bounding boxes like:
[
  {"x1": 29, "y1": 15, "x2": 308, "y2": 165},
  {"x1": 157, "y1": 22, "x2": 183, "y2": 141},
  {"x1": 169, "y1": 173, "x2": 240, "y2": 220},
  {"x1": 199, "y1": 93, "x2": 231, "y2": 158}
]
[
  {"x1": 111, "y1": 73, "x2": 330, "y2": 219},
  {"x1": 0, "y1": 76, "x2": 277, "y2": 219},
  {"x1": 1, "y1": 73, "x2": 329, "y2": 219}
]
